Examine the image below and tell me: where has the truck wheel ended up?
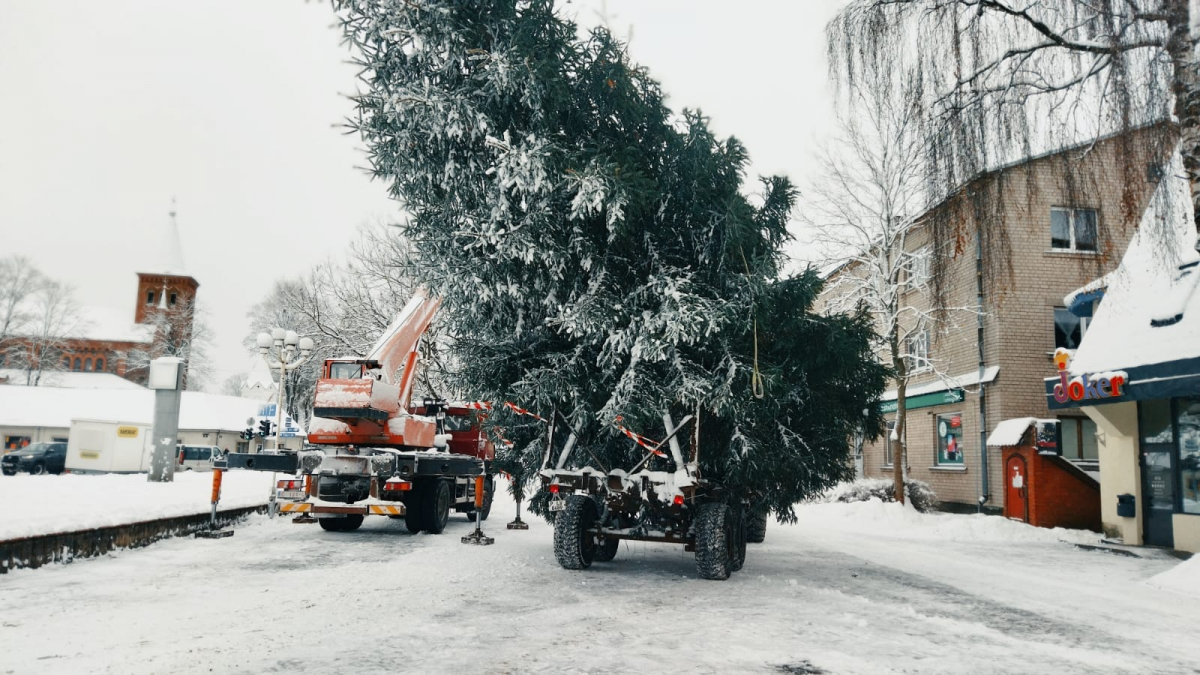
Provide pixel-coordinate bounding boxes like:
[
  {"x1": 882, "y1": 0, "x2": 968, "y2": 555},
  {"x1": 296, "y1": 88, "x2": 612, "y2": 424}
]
[
  {"x1": 404, "y1": 481, "x2": 426, "y2": 533},
  {"x1": 746, "y1": 507, "x2": 769, "y2": 544},
  {"x1": 554, "y1": 495, "x2": 598, "y2": 570},
  {"x1": 318, "y1": 515, "x2": 364, "y2": 532},
  {"x1": 421, "y1": 480, "x2": 451, "y2": 534},
  {"x1": 594, "y1": 537, "x2": 619, "y2": 562},
  {"x1": 730, "y1": 505, "x2": 748, "y2": 573},
  {"x1": 467, "y1": 475, "x2": 494, "y2": 522},
  {"x1": 694, "y1": 502, "x2": 735, "y2": 580}
]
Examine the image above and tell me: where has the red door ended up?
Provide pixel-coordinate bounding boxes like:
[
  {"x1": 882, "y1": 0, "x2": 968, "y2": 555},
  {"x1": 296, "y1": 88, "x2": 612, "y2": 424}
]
[{"x1": 1005, "y1": 455, "x2": 1028, "y2": 523}]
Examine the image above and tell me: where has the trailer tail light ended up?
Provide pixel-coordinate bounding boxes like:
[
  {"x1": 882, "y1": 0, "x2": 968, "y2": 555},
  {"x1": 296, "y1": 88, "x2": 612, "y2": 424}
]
[
  {"x1": 383, "y1": 480, "x2": 412, "y2": 492},
  {"x1": 549, "y1": 484, "x2": 560, "y2": 494},
  {"x1": 673, "y1": 495, "x2": 684, "y2": 506},
  {"x1": 277, "y1": 479, "x2": 302, "y2": 490}
]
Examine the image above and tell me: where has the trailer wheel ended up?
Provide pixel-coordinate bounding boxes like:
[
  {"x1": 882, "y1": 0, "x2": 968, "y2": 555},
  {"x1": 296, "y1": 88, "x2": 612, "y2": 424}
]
[
  {"x1": 746, "y1": 507, "x2": 768, "y2": 544},
  {"x1": 594, "y1": 537, "x2": 619, "y2": 562},
  {"x1": 694, "y1": 502, "x2": 735, "y2": 580},
  {"x1": 421, "y1": 479, "x2": 452, "y2": 534},
  {"x1": 554, "y1": 495, "x2": 598, "y2": 570},
  {"x1": 730, "y1": 505, "x2": 748, "y2": 573},
  {"x1": 318, "y1": 515, "x2": 364, "y2": 532},
  {"x1": 467, "y1": 474, "x2": 494, "y2": 522}
]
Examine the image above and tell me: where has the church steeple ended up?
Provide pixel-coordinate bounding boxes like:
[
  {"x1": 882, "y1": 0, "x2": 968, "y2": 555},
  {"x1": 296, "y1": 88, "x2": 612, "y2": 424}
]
[{"x1": 134, "y1": 201, "x2": 199, "y2": 325}]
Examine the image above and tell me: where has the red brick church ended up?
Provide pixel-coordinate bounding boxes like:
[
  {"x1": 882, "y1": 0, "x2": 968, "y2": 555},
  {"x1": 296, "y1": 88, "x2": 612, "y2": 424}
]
[{"x1": 48, "y1": 210, "x2": 199, "y2": 386}]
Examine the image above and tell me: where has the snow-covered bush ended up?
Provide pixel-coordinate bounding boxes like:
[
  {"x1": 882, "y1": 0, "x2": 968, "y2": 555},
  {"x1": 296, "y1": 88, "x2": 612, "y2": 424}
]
[{"x1": 823, "y1": 478, "x2": 939, "y2": 513}]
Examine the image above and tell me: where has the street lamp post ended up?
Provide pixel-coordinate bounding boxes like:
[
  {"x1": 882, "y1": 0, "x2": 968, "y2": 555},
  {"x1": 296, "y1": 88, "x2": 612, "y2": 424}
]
[{"x1": 256, "y1": 329, "x2": 313, "y2": 516}]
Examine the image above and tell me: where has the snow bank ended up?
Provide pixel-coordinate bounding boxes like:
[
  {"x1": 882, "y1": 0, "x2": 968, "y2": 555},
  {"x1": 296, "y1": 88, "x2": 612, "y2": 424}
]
[
  {"x1": 797, "y1": 498, "x2": 1100, "y2": 545},
  {"x1": 0, "y1": 471, "x2": 273, "y2": 540},
  {"x1": 1146, "y1": 555, "x2": 1200, "y2": 599}
]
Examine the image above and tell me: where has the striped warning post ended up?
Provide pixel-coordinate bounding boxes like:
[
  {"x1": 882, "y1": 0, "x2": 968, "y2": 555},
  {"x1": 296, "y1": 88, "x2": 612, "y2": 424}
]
[
  {"x1": 279, "y1": 503, "x2": 313, "y2": 513},
  {"x1": 368, "y1": 504, "x2": 405, "y2": 516}
]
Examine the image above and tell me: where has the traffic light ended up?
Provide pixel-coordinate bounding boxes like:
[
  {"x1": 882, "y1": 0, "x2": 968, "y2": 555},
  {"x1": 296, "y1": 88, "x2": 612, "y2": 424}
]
[
  {"x1": 241, "y1": 428, "x2": 253, "y2": 441},
  {"x1": 257, "y1": 419, "x2": 273, "y2": 438}
]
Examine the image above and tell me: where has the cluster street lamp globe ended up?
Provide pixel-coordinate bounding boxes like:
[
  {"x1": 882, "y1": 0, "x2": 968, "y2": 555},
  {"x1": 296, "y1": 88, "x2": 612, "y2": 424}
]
[{"x1": 256, "y1": 329, "x2": 314, "y2": 452}]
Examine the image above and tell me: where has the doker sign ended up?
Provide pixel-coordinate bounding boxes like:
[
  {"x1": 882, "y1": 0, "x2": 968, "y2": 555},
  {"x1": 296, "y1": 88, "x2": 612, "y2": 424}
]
[{"x1": 1051, "y1": 348, "x2": 1127, "y2": 404}]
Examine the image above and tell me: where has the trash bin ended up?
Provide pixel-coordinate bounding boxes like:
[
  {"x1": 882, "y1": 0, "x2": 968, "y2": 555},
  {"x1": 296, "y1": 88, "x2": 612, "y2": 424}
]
[{"x1": 1116, "y1": 493, "x2": 1136, "y2": 518}]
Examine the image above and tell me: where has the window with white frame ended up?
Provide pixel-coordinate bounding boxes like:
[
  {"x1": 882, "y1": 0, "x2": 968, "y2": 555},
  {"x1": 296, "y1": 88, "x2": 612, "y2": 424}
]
[
  {"x1": 903, "y1": 246, "x2": 931, "y2": 289},
  {"x1": 936, "y1": 412, "x2": 966, "y2": 465},
  {"x1": 1050, "y1": 207, "x2": 1098, "y2": 252},
  {"x1": 884, "y1": 420, "x2": 908, "y2": 467},
  {"x1": 904, "y1": 331, "x2": 931, "y2": 373},
  {"x1": 1054, "y1": 307, "x2": 1089, "y2": 350}
]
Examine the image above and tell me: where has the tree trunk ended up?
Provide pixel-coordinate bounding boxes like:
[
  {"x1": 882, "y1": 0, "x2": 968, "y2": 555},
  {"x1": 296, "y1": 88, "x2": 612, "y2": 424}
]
[{"x1": 1167, "y1": 0, "x2": 1200, "y2": 240}]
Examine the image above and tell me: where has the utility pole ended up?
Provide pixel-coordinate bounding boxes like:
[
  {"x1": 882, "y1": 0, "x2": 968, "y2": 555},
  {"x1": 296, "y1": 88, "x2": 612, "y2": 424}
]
[{"x1": 255, "y1": 328, "x2": 313, "y2": 516}]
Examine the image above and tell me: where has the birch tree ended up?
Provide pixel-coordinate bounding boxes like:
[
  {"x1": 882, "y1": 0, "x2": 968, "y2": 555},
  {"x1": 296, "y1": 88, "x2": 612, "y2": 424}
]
[
  {"x1": 8, "y1": 280, "x2": 83, "y2": 386},
  {"x1": 829, "y1": 0, "x2": 1192, "y2": 273},
  {"x1": 808, "y1": 76, "x2": 946, "y2": 504}
]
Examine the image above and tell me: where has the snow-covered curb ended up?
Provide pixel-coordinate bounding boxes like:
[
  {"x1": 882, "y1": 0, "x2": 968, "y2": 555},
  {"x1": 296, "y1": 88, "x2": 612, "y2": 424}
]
[
  {"x1": 795, "y1": 497, "x2": 1101, "y2": 545},
  {"x1": 0, "y1": 472, "x2": 273, "y2": 540},
  {"x1": 1146, "y1": 554, "x2": 1200, "y2": 598}
]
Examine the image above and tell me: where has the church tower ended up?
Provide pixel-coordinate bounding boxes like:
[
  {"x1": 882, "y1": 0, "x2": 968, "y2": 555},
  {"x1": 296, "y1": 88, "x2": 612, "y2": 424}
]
[{"x1": 134, "y1": 203, "x2": 199, "y2": 325}]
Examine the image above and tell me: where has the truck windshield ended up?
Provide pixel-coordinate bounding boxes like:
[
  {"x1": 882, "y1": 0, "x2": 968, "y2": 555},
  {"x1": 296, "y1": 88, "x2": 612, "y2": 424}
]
[{"x1": 329, "y1": 362, "x2": 362, "y2": 379}]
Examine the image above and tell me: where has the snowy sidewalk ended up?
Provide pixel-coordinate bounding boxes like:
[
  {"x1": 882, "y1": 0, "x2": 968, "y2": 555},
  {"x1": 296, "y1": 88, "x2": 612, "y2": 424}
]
[
  {"x1": 2, "y1": 484, "x2": 1198, "y2": 674},
  {"x1": 0, "y1": 472, "x2": 274, "y2": 541}
]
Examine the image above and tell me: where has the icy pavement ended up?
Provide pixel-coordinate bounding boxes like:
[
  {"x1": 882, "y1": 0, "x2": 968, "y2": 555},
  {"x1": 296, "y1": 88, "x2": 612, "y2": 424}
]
[{"x1": 1, "y1": 484, "x2": 1197, "y2": 675}]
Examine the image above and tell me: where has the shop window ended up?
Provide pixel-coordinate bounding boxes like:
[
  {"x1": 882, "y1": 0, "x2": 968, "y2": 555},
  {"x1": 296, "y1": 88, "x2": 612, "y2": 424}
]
[
  {"x1": 1054, "y1": 308, "x2": 1089, "y2": 350},
  {"x1": 146, "y1": 290, "x2": 154, "y2": 304},
  {"x1": 936, "y1": 413, "x2": 965, "y2": 465},
  {"x1": 1178, "y1": 398, "x2": 1200, "y2": 515},
  {"x1": 1059, "y1": 417, "x2": 1098, "y2": 461},
  {"x1": 883, "y1": 421, "x2": 908, "y2": 467},
  {"x1": 1141, "y1": 398, "x2": 1174, "y2": 444},
  {"x1": 1050, "y1": 207, "x2": 1098, "y2": 252},
  {"x1": 904, "y1": 331, "x2": 931, "y2": 373}
]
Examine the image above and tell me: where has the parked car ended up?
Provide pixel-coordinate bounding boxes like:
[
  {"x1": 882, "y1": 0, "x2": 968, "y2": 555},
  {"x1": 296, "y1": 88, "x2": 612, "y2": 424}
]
[
  {"x1": 2, "y1": 442, "x2": 68, "y2": 475},
  {"x1": 176, "y1": 445, "x2": 223, "y2": 472}
]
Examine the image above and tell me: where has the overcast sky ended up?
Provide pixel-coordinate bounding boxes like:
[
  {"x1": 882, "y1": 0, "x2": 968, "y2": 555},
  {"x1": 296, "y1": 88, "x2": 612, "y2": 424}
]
[{"x1": 0, "y1": 0, "x2": 845, "y2": 390}]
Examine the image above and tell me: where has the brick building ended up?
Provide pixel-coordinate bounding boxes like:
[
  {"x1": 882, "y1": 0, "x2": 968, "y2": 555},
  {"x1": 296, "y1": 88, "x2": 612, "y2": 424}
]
[
  {"x1": 823, "y1": 127, "x2": 1167, "y2": 512},
  {"x1": 1, "y1": 210, "x2": 199, "y2": 387}
]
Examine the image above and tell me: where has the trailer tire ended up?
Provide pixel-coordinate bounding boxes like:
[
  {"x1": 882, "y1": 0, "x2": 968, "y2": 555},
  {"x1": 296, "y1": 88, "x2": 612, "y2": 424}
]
[
  {"x1": 318, "y1": 515, "x2": 364, "y2": 532},
  {"x1": 594, "y1": 536, "x2": 619, "y2": 562},
  {"x1": 694, "y1": 502, "x2": 735, "y2": 580},
  {"x1": 554, "y1": 495, "x2": 598, "y2": 570},
  {"x1": 421, "y1": 479, "x2": 452, "y2": 534},
  {"x1": 467, "y1": 474, "x2": 494, "y2": 522},
  {"x1": 746, "y1": 507, "x2": 768, "y2": 544},
  {"x1": 730, "y1": 505, "x2": 748, "y2": 573}
]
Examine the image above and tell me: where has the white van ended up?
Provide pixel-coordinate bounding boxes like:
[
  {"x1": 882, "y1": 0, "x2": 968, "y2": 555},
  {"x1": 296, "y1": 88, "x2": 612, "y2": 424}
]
[
  {"x1": 176, "y1": 445, "x2": 222, "y2": 472},
  {"x1": 65, "y1": 419, "x2": 153, "y2": 474}
]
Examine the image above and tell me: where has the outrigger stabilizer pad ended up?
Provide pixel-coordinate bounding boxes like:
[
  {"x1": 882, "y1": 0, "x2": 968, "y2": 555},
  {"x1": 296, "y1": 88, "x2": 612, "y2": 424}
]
[
  {"x1": 195, "y1": 528, "x2": 234, "y2": 539},
  {"x1": 462, "y1": 528, "x2": 495, "y2": 545},
  {"x1": 506, "y1": 518, "x2": 529, "y2": 530},
  {"x1": 292, "y1": 515, "x2": 317, "y2": 524}
]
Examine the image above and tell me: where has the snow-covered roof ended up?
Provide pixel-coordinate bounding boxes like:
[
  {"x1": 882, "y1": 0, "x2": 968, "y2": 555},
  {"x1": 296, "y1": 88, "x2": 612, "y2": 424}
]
[
  {"x1": 1069, "y1": 155, "x2": 1200, "y2": 375},
  {"x1": 0, "y1": 369, "x2": 145, "y2": 390},
  {"x1": 64, "y1": 306, "x2": 155, "y2": 343},
  {"x1": 244, "y1": 357, "x2": 275, "y2": 389},
  {"x1": 880, "y1": 366, "x2": 1000, "y2": 401},
  {"x1": 0, "y1": 386, "x2": 275, "y2": 432},
  {"x1": 986, "y1": 417, "x2": 1056, "y2": 447}
]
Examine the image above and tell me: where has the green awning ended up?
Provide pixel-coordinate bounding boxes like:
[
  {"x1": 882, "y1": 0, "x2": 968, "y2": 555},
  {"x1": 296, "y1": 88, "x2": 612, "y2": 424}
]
[{"x1": 880, "y1": 388, "x2": 965, "y2": 414}]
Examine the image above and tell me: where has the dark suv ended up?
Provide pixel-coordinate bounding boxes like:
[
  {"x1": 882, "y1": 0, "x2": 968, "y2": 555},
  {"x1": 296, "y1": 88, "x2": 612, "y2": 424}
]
[{"x1": 1, "y1": 442, "x2": 67, "y2": 475}]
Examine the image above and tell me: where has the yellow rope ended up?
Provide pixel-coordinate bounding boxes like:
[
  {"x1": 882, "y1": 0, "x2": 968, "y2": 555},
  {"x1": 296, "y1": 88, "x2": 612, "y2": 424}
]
[{"x1": 740, "y1": 247, "x2": 765, "y2": 400}]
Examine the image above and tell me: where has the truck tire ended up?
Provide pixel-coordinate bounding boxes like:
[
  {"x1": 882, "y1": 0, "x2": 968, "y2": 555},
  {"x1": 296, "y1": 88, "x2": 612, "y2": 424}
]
[
  {"x1": 594, "y1": 537, "x2": 619, "y2": 562},
  {"x1": 694, "y1": 502, "x2": 735, "y2": 580},
  {"x1": 318, "y1": 515, "x2": 364, "y2": 532},
  {"x1": 404, "y1": 481, "x2": 426, "y2": 533},
  {"x1": 467, "y1": 474, "x2": 494, "y2": 522},
  {"x1": 554, "y1": 495, "x2": 598, "y2": 570},
  {"x1": 730, "y1": 505, "x2": 748, "y2": 573},
  {"x1": 746, "y1": 507, "x2": 768, "y2": 543},
  {"x1": 421, "y1": 479, "x2": 452, "y2": 534}
]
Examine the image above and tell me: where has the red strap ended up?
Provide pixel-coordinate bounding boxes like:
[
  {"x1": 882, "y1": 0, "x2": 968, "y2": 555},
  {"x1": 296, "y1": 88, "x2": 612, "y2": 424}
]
[{"x1": 613, "y1": 417, "x2": 666, "y2": 457}]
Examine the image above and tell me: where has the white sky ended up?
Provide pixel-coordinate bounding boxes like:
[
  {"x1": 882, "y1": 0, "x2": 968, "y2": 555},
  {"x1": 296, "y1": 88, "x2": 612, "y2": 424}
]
[{"x1": 0, "y1": 0, "x2": 845, "y2": 390}]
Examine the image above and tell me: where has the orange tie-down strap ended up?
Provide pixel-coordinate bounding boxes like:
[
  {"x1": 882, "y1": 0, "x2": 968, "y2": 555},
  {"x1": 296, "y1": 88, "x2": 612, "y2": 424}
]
[{"x1": 613, "y1": 417, "x2": 666, "y2": 457}]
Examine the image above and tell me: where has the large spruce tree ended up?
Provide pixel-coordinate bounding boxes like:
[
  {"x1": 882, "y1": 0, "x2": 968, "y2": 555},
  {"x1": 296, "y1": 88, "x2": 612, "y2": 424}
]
[{"x1": 336, "y1": 0, "x2": 886, "y2": 518}]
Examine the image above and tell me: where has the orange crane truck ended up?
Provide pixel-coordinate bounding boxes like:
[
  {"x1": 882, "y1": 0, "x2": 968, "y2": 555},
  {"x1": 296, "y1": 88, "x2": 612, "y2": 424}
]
[{"x1": 222, "y1": 291, "x2": 494, "y2": 534}]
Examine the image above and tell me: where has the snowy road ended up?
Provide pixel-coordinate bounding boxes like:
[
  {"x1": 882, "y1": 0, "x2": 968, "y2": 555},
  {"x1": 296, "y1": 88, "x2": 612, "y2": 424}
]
[{"x1": 2, "y1": 486, "x2": 1197, "y2": 675}]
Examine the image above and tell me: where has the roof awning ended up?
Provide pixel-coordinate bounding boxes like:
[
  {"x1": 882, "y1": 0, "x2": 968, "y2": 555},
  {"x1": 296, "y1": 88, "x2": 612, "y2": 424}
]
[{"x1": 878, "y1": 366, "x2": 998, "y2": 413}]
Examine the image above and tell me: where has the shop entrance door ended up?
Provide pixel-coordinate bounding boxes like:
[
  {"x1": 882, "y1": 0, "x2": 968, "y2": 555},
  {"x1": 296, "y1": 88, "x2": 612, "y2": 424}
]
[
  {"x1": 1005, "y1": 455, "x2": 1028, "y2": 522},
  {"x1": 1140, "y1": 447, "x2": 1175, "y2": 548}
]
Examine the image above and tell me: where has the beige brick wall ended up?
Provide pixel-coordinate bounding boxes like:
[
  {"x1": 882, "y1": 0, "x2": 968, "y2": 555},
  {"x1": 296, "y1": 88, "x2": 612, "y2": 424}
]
[{"x1": 826, "y1": 128, "x2": 1166, "y2": 507}]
